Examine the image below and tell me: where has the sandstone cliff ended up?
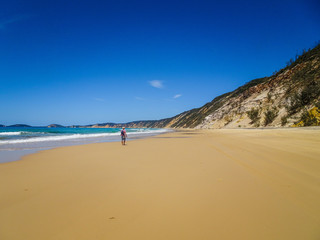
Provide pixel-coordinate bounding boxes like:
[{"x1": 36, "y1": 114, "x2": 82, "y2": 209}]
[
  {"x1": 87, "y1": 43, "x2": 320, "y2": 129},
  {"x1": 150, "y1": 43, "x2": 320, "y2": 129}
]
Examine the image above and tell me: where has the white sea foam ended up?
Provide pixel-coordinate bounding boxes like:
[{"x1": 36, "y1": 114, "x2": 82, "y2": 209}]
[
  {"x1": 0, "y1": 132, "x2": 22, "y2": 136},
  {"x1": 0, "y1": 129, "x2": 168, "y2": 145},
  {"x1": 0, "y1": 133, "x2": 117, "y2": 144}
]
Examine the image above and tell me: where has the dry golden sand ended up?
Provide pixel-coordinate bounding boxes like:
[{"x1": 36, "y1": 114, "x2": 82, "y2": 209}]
[{"x1": 0, "y1": 128, "x2": 320, "y2": 240}]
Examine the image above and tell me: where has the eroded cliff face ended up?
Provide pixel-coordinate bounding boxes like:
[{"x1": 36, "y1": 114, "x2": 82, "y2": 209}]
[
  {"x1": 195, "y1": 64, "x2": 311, "y2": 129},
  {"x1": 156, "y1": 44, "x2": 320, "y2": 129},
  {"x1": 84, "y1": 44, "x2": 320, "y2": 129}
]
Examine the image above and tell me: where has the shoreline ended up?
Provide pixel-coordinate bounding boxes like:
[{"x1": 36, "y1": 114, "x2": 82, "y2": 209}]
[
  {"x1": 0, "y1": 128, "x2": 172, "y2": 164},
  {"x1": 0, "y1": 128, "x2": 319, "y2": 239}
]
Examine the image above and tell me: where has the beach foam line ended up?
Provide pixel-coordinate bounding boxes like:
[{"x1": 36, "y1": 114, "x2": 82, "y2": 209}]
[
  {"x1": 0, "y1": 132, "x2": 22, "y2": 136},
  {"x1": 0, "y1": 129, "x2": 169, "y2": 145}
]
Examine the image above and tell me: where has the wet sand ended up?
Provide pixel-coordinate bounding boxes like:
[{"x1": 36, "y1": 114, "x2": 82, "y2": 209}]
[{"x1": 0, "y1": 128, "x2": 319, "y2": 240}]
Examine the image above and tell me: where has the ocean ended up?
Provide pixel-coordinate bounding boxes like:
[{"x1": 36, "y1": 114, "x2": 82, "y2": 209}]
[{"x1": 0, "y1": 127, "x2": 169, "y2": 163}]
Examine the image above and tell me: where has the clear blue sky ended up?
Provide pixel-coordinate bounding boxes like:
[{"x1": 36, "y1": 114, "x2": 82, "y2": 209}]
[{"x1": 1, "y1": 0, "x2": 320, "y2": 126}]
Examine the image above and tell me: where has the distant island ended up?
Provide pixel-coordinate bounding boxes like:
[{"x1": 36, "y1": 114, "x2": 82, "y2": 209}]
[
  {"x1": 47, "y1": 124, "x2": 65, "y2": 128},
  {"x1": 6, "y1": 124, "x2": 32, "y2": 128}
]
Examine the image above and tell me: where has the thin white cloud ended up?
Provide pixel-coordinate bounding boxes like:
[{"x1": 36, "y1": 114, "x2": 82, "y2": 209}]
[
  {"x1": 0, "y1": 15, "x2": 29, "y2": 29},
  {"x1": 149, "y1": 80, "x2": 164, "y2": 89},
  {"x1": 135, "y1": 96, "x2": 145, "y2": 101},
  {"x1": 173, "y1": 94, "x2": 182, "y2": 99},
  {"x1": 94, "y1": 98, "x2": 105, "y2": 102}
]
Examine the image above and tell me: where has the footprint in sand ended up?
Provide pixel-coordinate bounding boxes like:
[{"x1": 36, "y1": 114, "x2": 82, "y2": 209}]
[{"x1": 109, "y1": 217, "x2": 115, "y2": 220}]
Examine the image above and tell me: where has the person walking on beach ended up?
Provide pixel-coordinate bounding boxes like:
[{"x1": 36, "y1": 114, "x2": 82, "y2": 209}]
[{"x1": 121, "y1": 127, "x2": 127, "y2": 145}]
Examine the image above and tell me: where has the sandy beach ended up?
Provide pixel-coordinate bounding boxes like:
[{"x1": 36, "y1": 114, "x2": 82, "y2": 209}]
[{"x1": 0, "y1": 128, "x2": 319, "y2": 240}]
